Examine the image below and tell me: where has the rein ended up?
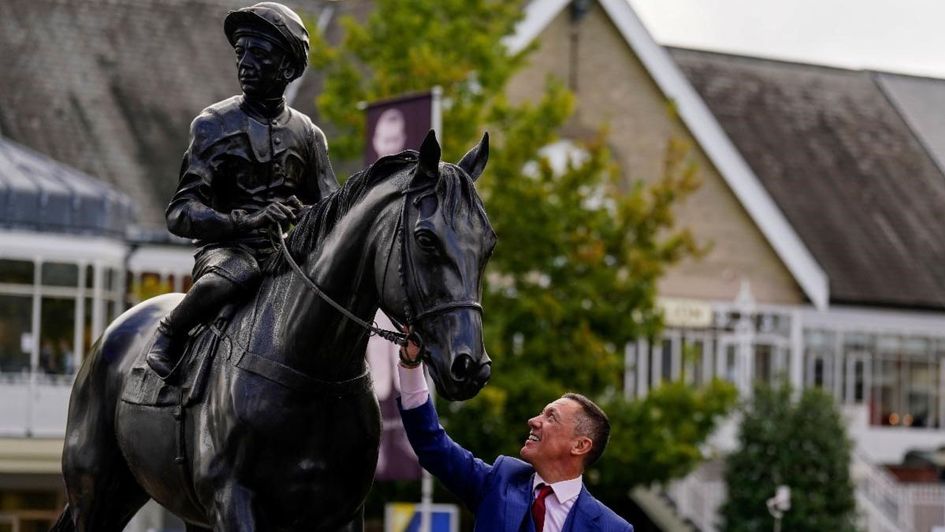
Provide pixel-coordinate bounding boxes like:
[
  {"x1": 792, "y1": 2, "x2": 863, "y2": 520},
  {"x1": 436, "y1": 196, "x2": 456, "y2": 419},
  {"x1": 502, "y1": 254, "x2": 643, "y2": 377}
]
[{"x1": 277, "y1": 230, "x2": 408, "y2": 346}]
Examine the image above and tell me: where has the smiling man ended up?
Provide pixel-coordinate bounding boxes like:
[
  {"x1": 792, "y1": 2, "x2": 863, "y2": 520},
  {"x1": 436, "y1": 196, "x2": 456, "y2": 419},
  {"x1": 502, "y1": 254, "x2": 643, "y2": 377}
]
[
  {"x1": 146, "y1": 2, "x2": 338, "y2": 379},
  {"x1": 397, "y1": 341, "x2": 633, "y2": 532}
]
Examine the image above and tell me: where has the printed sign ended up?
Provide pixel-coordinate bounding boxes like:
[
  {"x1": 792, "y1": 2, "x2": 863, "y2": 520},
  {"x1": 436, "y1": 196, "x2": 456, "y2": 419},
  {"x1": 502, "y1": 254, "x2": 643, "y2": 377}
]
[
  {"x1": 367, "y1": 311, "x2": 422, "y2": 480},
  {"x1": 364, "y1": 92, "x2": 434, "y2": 165},
  {"x1": 385, "y1": 503, "x2": 458, "y2": 532}
]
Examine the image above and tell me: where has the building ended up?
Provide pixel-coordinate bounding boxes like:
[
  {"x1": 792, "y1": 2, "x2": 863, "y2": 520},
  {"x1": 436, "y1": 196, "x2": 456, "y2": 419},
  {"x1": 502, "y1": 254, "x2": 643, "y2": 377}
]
[
  {"x1": 4, "y1": 0, "x2": 945, "y2": 530},
  {"x1": 509, "y1": 2, "x2": 945, "y2": 531},
  {"x1": 0, "y1": 134, "x2": 145, "y2": 528}
]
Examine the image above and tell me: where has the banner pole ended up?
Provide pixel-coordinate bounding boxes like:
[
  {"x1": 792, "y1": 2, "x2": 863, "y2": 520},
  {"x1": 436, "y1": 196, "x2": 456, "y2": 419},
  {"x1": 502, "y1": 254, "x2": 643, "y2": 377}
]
[
  {"x1": 432, "y1": 86, "x2": 443, "y2": 143},
  {"x1": 419, "y1": 366, "x2": 436, "y2": 532}
]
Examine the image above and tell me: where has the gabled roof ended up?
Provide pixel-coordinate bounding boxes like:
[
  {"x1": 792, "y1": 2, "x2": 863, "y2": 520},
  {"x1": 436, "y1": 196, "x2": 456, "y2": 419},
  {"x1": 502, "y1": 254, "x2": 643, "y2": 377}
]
[
  {"x1": 509, "y1": 0, "x2": 829, "y2": 310},
  {"x1": 877, "y1": 72, "x2": 945, "y2": 178},
  {"x1": 672, "y1": 49, "x2": 945, "y2": 310}
]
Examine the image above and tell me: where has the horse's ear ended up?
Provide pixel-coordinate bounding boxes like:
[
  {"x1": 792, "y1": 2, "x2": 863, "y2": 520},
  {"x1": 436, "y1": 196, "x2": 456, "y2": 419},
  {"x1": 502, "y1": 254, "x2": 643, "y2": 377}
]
[
  {"x1": 458, "y1": 132, "x2": 489, "y2": 182},
  {"x1": 415, "y1": 130, "x2": 441, "y2": 184}
]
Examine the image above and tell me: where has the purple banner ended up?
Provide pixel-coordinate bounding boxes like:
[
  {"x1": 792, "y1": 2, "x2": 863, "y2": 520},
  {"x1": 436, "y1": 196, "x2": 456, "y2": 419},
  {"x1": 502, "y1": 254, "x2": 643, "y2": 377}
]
[
  {"x1": 367, "y1": 311, "x2": 422, "y2": 480},
  {"x1": 364, "y1": 92, "x2": 433, "y2": 165}
]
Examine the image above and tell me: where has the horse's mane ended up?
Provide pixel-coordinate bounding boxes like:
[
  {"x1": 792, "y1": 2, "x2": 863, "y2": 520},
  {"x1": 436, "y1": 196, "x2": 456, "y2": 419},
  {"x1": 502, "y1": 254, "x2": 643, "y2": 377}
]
[
  {"x1": 263, "y1": 152, "x2": 417, "y2": 275},
  {"x1": 263, "y1": 150, "x2": 491, "y2": 276}
]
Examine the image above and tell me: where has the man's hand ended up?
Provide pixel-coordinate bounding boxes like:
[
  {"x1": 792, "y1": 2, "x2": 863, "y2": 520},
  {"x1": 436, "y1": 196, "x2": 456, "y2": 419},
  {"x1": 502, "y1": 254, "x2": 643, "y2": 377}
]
[
  {"x1": 399, "y1": 328, "x2": 422, "y2": 368},
  {"x1": 234, "y1": 196, "x2": 304, "y2": 231}
]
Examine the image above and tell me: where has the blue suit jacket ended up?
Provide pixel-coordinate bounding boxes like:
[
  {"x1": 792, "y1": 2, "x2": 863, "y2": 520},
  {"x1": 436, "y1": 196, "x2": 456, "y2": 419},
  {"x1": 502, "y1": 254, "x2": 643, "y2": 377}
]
[{"x1": 399, "y1": 398, "x2": 633, "y2": 532}]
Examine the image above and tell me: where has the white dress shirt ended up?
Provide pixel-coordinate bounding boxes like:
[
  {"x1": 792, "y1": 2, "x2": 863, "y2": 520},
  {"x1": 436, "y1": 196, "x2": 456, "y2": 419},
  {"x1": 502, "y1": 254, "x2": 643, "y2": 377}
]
[
  {"x1": 531, "y1": 473, "x2": 583, "y2": 532},
  {"x1": 397, "y1": 364, "x2": 584, "y2": 532},
  {"x1": 397, "y1": 362, "x2": 430, "y2": 410}
]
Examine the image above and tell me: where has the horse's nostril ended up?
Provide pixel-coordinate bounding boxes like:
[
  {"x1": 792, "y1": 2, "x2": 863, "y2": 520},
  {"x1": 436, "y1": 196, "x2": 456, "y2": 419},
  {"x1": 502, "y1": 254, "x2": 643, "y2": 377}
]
[{"x1": 451, "y1": 354, "x2": 474, "y2": 381}]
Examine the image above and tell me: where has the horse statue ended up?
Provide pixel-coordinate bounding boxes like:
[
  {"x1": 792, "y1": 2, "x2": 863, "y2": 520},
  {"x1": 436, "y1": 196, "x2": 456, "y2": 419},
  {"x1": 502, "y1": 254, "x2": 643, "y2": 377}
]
[{"x1": 52, "y1": 131, "x2": 495, "y2": 531}]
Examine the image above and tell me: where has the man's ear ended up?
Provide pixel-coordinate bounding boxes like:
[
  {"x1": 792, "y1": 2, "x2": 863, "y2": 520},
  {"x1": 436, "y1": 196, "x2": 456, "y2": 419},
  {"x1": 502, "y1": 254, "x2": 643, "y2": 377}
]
[{"x1": 571, "y1": 436, "x2": 593, "y2": 458}]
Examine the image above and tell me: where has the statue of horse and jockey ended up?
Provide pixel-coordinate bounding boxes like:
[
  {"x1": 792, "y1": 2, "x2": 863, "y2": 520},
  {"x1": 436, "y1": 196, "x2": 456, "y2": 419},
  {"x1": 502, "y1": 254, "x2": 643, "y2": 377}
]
[{"x1": 51, "y1": 3, "x2": 495, "y2": 530}]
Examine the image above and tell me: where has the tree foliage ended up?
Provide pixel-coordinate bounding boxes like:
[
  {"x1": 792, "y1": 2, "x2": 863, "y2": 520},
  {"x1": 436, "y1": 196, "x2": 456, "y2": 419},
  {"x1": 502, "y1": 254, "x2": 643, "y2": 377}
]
[
  {"x1": 310, "y1": 0, "x2": 737, "y2": 512},
  {"x1": 721, "y1": 384, "x2": 857, "y2": 532}
]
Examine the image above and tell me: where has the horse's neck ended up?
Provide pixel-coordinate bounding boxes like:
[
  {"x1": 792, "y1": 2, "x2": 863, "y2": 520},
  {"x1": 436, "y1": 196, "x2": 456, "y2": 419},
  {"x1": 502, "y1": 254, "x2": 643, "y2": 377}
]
[{"x1": 246, "y1": 178, "x2": 403, "y2": 380}]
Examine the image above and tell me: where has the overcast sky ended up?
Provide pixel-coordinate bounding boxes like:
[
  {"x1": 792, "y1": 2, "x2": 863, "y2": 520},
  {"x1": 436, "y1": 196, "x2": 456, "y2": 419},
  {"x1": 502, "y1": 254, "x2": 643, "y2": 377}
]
[{"x1": 626, "y1": 0, "x2": 945, "y2": 78}]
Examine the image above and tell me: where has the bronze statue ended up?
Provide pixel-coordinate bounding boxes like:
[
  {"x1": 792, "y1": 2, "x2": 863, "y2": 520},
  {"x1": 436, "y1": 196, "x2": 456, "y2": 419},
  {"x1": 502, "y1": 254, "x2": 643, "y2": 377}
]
[
  {"x1": 54, "y1": 130, "x2": 494, "y2": 531},
  {"x1": 51, "y1": 3, "x2": 496, "y2": 530},
  {"x1": 146, "y1": 1, "x2": 338, "y2": 379}
]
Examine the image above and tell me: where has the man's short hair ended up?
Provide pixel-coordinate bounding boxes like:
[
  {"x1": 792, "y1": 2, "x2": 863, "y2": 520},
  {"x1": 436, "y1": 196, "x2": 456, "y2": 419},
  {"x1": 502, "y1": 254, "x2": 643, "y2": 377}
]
[{"x1": 562, "y1": 392, "x2": 611, "y2": 467}]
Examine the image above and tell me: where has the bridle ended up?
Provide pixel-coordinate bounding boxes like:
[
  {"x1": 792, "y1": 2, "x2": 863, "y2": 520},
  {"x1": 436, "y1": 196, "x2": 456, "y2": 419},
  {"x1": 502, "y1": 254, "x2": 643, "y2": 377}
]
[{"x1": 276, "y1": 171, "x2": 483, "y2": 347}]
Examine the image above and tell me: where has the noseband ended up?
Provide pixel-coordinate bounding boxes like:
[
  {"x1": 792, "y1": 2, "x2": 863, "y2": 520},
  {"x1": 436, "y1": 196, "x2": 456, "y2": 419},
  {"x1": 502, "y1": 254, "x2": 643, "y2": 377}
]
[{"x1": 276, "y1": 177, "x2": 482, "y2": 347}]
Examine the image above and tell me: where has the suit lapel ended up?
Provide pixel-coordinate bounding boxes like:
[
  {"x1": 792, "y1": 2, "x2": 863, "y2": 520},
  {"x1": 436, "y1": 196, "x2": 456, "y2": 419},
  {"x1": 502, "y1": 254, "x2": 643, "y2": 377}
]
[
  {"x1": 505, "y1": 473, "x2": 535, "y2": 531},
  {"x1": 563, "y1": 487, "x2": 602, "y2": 532}
]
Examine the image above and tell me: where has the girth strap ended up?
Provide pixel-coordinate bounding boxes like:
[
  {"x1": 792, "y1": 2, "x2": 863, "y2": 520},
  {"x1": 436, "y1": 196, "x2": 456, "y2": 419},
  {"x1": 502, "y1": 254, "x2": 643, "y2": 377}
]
[{"x1": 234, "y1": 350, "x2": 372, "y2": 395}]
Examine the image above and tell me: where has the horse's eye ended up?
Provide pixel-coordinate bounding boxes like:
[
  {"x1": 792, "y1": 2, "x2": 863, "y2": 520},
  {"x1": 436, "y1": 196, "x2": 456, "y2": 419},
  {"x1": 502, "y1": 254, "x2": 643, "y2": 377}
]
[{"x1": 416, "y1": 230, "x2": 438, "y2": 252}]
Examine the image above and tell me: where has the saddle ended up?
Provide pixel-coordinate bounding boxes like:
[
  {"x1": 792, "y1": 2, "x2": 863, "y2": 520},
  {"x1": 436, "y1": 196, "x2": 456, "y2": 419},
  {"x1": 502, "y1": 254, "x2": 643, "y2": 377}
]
[{"x1": 121, "y1": 305, "x2": 235, "y2": 408}]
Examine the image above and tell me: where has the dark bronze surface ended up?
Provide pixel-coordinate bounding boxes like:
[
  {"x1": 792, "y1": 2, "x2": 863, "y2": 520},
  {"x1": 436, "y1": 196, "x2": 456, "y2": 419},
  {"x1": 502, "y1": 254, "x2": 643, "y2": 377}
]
[
  {"x1": 54, "y1": 131, "x2": 495, "y2": 531},
  {"x1": 51, "y1": 3, "x2": 495, "y2": 530},
  {"x1": 147, "y1": 2, "x2": 335, "y2": 378}
]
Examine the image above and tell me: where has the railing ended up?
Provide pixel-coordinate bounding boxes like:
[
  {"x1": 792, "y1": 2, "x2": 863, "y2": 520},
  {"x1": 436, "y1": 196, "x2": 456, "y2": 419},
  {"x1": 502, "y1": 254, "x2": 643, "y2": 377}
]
[
  {"x1": 848, "y1": 451, "x2": 945, "y2": 532},
  {"x1": 668, "y1": 453, "x2": 945, "y2": 532},
  {"x1": 854, "y1": 452, "x2": 907, "y2": 529},
  {"x1": 0, "y1": 371, "x2": 73, "y2": 437},
  {"x1": 667, "y1": 461, "x2": 726, "y2": 532}
]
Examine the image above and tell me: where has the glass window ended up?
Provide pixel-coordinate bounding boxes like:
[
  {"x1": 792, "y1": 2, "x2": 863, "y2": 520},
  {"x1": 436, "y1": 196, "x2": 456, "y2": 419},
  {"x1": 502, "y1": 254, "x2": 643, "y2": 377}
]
[
  {"x1": 805, "y1": 329, "x2": 836, "y2": 391},
  {"x1": 685, "y1": 339, "x2": 706, "y2": 386},
  {"x1": 0, "y1": 295, "x2": 32, "y2": 373},
  {"x1": 83, "y1": 297, "x2": 94, "y2": 356},
  {"x1": 814, "y1": 358, "x2": 826, "y2": 386},
  {"x1": 854, "y1": 359, "x2": 866, "y2": 403},
  {"x1": 720, "y1": 343, "x2": 738, "y2": 383},
  {"x1": 132, "y1": 272, "x2": 173, "y2": 302},
  {"x1": 108, "y1": 298, "x2": 125, "y2": 322},
  {"x1": 872, "y1": 357, "x2": 897, "y2": 426},
  {"x1": 755, "y1": 344, "x2": 774, "y2": 383},
  {"x1": 105, "y1": 268, "x2": 116, "y2": 292},
  {"x1": 870, "y1": 343, "x2": 941, "y2": 429},
  {"x1": 661, "y1": 339, "x2": 673, "y2": 382},
  {"x1": 85, "y1": 265, "x2": 94, "y2": 289},
  {"x1": 41, "y1": 262, "x2": 78, "y2": 287},
  {"x1": 39, "y1": 298, "x2": 76, "y2": 375},
  {"x1": 0, "y1": 259, "x2": 34, "y2": 285},
  {"x1": 906, "y1": 358, "x2": 937, "y2": 428}
]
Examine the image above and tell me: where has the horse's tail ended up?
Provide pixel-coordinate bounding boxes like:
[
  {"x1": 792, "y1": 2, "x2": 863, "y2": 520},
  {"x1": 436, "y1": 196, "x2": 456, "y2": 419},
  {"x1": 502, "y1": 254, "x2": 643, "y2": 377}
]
[{"x1": 50, "y1": 504, "x2": 76, "y2": 531}]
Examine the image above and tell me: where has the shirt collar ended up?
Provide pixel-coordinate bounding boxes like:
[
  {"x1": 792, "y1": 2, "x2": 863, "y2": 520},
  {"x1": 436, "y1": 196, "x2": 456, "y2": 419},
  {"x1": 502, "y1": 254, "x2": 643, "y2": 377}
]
[
  {"x1": 533, "y1": 473, "x2": 583, "y2": 504},
  {"x1": 239, "y1": 95, "x2": 288, "y2": 123}
]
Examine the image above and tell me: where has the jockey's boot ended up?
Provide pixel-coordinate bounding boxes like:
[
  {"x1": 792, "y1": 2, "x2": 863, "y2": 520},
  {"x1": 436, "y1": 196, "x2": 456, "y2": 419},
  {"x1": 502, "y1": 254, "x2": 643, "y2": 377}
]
[
  {"x1": 145, "y1": 319, "x2": 182, "y2": 378},
  {"x1": 146, "y1": 274, "x2": 234, "y2": 379}
]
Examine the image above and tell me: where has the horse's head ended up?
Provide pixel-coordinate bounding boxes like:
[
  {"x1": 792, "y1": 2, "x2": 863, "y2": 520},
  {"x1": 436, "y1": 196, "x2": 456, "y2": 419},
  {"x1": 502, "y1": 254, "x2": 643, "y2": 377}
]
[{"x1": 381, "y1": 131, "x2": 495, "y2": 401}]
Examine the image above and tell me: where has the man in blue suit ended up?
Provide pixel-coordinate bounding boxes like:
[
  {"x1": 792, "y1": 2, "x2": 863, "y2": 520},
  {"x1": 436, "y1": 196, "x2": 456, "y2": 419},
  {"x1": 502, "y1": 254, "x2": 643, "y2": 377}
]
[{"x1": 396, "y1": 340, "x2": 633, "y2": 532}]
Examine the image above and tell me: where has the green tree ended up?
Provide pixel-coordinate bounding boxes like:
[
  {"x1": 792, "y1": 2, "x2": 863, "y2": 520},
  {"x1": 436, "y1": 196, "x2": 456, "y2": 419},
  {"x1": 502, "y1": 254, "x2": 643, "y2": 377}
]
[
  {"x1": 310, "y1": 0, "x2": 737, "y2": 516},
  {"x1": 721, "y1": 384, "x2": 857, "y2": 532}
]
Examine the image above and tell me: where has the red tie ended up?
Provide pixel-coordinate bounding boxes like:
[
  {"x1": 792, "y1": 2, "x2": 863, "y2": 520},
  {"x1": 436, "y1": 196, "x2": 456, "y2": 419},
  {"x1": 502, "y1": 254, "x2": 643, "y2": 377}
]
[{"x1": 531, "y1": 483, "x2": 554, "y2": 532}]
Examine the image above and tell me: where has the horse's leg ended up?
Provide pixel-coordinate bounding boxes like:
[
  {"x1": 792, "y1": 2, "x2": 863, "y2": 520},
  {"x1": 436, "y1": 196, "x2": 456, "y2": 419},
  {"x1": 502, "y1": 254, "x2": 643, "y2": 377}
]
[
  {"x1": 63, "y1": 443, "x2": 150, "y2": 531},
  {"x1": 61, "y1": 339, "x2": 151, "y2": 531},
  {"x1": 211, "y1": 481, "x2": 258, "y2": 532}
]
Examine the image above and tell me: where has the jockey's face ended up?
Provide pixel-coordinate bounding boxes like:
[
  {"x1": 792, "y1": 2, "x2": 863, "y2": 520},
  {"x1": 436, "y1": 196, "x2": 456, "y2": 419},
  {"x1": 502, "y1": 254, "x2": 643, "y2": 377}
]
[{"x1": 234, "y1": 35, "x2": 291, "y2": 99}]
